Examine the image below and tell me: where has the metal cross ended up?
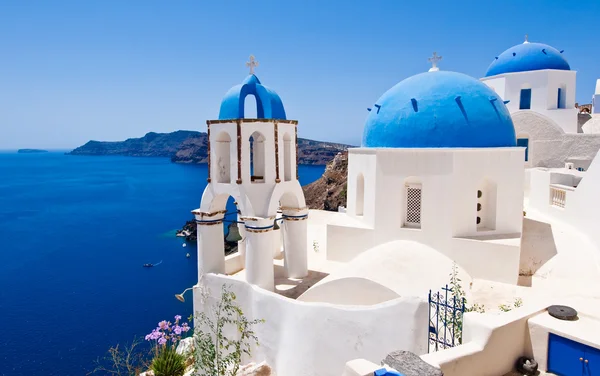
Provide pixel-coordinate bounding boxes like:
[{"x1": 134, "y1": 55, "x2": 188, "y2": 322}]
[
  {"x1": 524, "y1": 34, "x2": 529, "y2": 43},
  {"x1": 246, "y1": 55, "x2": 259, "y2": 75},
  {"x1": 428, "y1": 52, "x2": 442, "y2": 70}
]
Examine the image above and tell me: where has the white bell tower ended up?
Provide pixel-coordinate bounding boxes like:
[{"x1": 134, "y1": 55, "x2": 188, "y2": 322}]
[{"x1": 193, "y1": 56, "x2": 308, "y2": 291}]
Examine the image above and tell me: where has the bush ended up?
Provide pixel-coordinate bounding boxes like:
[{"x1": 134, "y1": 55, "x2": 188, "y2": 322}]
[{"x1": 151, "y1": 346, "x2": 186, "y2": 376}]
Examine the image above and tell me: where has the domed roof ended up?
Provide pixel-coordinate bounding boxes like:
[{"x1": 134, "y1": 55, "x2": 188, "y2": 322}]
[
  {"x1": 362, "y1": 71, "x2": 517, "y2": 148},
  {"x1": 218, "y1": 74, "x2": 287, "y2": 120},
  {"x1": 485, "y1": 42, "x2": 570, "y2": 77}
]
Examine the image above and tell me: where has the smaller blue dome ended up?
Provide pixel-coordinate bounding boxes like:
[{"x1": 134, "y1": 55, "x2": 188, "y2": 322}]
[
  {"x1": 362, "y1": 71, "x2": 516, "y2": 148},
  {"x1": 485, "y1": 42, "x2": 570, "y2": 77},
  {"x1": 218, "y1": 75, "x2": 287, "y2": 120}
]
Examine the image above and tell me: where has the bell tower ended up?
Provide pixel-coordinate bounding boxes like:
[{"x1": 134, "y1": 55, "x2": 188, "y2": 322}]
[{"x1": 194, "y1": 57, "x2": 308, "y2": 291}]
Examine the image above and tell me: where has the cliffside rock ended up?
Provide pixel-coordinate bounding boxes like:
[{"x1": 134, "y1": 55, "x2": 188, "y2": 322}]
[
  {"x1": 382, "y1": 351, "x2": 443, "y2": 376},
  {"x1": 303, "y1": 151, "x2": 348, "y2": 211},
  {"x1": 69, "y1": 130, "x2": 349, "y2": 166}
]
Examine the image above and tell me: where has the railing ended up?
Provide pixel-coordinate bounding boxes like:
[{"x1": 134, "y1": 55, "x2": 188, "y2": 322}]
[
  {"x1": 549, "y1": 186, "x2": 566, "y2": 208},
  {"x1": 428, "y1": 285, "x2": 466, "y2": 353}
]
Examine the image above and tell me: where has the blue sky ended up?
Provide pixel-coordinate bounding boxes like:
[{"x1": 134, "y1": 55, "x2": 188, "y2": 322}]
[{"x1": 1, "y1": 0, "x2": 599, "y2": 149}]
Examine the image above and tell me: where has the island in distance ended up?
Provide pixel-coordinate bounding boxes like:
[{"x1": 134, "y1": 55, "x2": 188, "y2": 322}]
[
  {"x1": 18, "y1": 149, "x2": 48, "y2": 153},
  {"x1": 69, "y1": 130, "x2": 353, "y2": 165}
]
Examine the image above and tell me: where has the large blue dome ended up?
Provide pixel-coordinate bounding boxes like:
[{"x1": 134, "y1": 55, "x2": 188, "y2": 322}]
[
  {"x1": 485, "y1": 42, "x2": 570, "y2": 77},
  {"x1": 362, "y1": 71, "x2": 516, "y2": 148}
]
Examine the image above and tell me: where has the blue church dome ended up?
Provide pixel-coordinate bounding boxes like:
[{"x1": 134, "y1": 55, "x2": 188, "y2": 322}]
[
  {"x1": 218, "y1": 74, "x2": 287, "y2": 120},
  {"x1": 362, "y1": 71, "x2": 516, "y2": 148},
  {"x1": 485, "y1": 42, "x2": 570, "y2": 77}
]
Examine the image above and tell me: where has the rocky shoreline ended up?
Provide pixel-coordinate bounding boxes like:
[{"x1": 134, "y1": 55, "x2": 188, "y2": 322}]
[{"x1": 177, "y1": 220, "x2": 239, "y2": 255}]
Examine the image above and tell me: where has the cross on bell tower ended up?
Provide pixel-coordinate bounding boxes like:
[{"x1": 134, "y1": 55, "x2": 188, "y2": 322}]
[
  {"x1": 428, "y1": 52, "x2": 442, "y2": 72},
  {"x1": 246, "y1": 55, "x2": 259, "y2": 75}
]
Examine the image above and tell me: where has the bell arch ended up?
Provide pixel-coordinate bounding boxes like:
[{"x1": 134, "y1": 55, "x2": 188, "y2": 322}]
[
  {"x1": 283, "y1": 132, "x2": 293, "y2": 181},
  {"x1": 249, "y1": 131, "x2": 266, "y2": 183},
  {"x1": 214, "y1": 131, "x2": 232, "y2": 183}
]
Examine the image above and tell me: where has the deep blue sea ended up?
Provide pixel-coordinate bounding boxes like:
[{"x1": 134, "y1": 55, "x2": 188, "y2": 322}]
[{"x1": 0, "y1": 152, "x2": 324, "y2": 376}]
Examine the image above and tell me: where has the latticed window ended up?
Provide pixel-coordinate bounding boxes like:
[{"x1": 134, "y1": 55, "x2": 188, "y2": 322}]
[{"x1": 405, "y1": 184, "x2": 422, "y2": 227}]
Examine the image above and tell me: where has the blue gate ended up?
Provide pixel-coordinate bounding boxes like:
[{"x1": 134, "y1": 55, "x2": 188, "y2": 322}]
[{"x1": 428, "y1": 285, "x2": 466, "y2": 353}]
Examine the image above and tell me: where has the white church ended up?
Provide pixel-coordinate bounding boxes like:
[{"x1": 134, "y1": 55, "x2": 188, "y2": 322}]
[{"x1": 190, "y1": 45, "x2": 600, "y2": 376}]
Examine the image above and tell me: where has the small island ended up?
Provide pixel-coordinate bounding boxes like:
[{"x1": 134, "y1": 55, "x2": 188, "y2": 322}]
[{"x1": 18, "y1": 149, "x2": 48, "y2": 153}]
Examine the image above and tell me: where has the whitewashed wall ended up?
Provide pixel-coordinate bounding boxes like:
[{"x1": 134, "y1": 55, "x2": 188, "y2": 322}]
[
  {"x1": 481, "y1": 70, "x2": 578, "y2": 133},
  {"x1": 529, "y1": 152, "x2": 600, "y2": 255},
  {"x1": 512, "y1": 111, "x2": 600, "y2": 169},
  {"x1": 333, "y1": 147, "x2": 524, "y2": 284},
  {"x1": 195, "y1": 274, "x2": 429, "y2": 376}
]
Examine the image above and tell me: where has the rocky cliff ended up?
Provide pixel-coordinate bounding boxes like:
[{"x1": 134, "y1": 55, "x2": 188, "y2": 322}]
[
  {"x1": 302, "y1": 151, "x2": 348, "y2": 211},
  {"x1": 70, "y1": 131, "x2": 350, "y2": 166}
]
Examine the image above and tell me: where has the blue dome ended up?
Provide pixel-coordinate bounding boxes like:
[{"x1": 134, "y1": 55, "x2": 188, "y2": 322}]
[
  {"x1": 362, "y1": 71, "x2": 516, "y2": 148},
  {"x1": 485, "y1": 42, "x2": 570, "y2": 77},
  {"x1": 218, "y1": 74, "x2": 287, "y2": 120}
]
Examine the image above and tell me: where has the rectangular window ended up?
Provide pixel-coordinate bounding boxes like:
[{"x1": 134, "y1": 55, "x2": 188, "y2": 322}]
[
  {"x1": 519, "y1": 89, "x2": 532, "y2": 110},
  {"x1": 517, "y1": 138, "x2": 529, "y2": 161},
  {"x1": 557, "y1": 88, "x2": 562, "y2": 109},
  {"x1": 405, "y1": 184, "x2": 422, "y2": 228}
]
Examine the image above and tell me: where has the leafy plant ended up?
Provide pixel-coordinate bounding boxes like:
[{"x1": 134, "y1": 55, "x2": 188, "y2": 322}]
[
  {"x1": 499, "y1": 297, "x2": 523, "y2": 312},
  {"x1": 88, "y1": 337, "x2": 152, "y2": 376},
  {"x1": 193, "y1": 284, "x2": 264, "y2": 376},
  {"x1": 151, "y1": 346, "x2": 186, "y2": 376},
  {"x1": 312, "y1": 240, "x2": 319, "y2": 253}
]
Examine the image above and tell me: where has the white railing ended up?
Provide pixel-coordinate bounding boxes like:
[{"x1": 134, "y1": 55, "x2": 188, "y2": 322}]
[{"x1": 550, "y1": 186, "x2": 566, "y2": 208}]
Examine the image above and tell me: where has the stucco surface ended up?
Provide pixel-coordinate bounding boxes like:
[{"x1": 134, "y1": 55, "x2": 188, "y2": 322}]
[
  {"x1": 196, "y1": 274, "x2": 429, "y2": 376},
  {"x1": 512, "y1": 111, "x2": 600, "y2": 169},
  {"x1": 299, "y1": 240, "x2": 471, "y2": 305},
  {"x1": 582, "y1": 115, "x2": 600, "y2": 134}
]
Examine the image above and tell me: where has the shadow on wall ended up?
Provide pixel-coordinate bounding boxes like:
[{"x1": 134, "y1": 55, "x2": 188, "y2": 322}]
[
  {"x1": 518, "y1": 218, "x2": 558, "y2": 286},
  {"x1": 273, "y1": 264, "x2": 329, "y2": 300}
]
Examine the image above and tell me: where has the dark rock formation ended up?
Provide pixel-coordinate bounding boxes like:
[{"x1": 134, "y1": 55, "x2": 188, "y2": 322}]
[
  {"x1": 18, "y1": 149, "x2": 48, "y2": 153},
  {"x1": 382, "y1": 351, "x2": 443, "y2": 376},
  {"x1": 303, "y1": 151, "x2": 348, "y2": 211},
  {"x1": 69, "y1": 131, "x2": 350, "y2": 166},
  {"x1": 69, "y1": 131, "x2": 199, "y2": 157},
  {"x1": 177, "y1": 220, "x2": 238, "y2": 255}
]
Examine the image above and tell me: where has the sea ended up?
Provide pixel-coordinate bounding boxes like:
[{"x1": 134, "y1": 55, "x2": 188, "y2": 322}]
[{"x1": 0, "y1": 151, "x2": 325, "y2": 376}]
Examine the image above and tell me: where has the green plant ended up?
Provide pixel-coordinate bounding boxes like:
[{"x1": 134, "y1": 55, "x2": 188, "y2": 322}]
[
  {"x1": 151, "y1": 346, "x2": 186, "y2": 376},
  {"x1": 499, "y1": 297, "x2": 523, "y2": 312},
  {"x1": 313, "y1": 240, "x2": 319, "y2": 253},
  {"x1": 193, "y1": 284, "x2": 264, "y2": 376},
  {"x1": 88, "y1": 337, "x2": 152, "y2": 376}
]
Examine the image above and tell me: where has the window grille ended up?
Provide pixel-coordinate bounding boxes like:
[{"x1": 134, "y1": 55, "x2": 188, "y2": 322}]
[{"x1": 405, "y1": 184, "x2": 422, "y2": 227}]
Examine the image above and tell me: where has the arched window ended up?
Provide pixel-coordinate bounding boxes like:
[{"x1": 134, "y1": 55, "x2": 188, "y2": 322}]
[
  {"x1": 249, "y1": 131, "x2": 266, "y2": 183},
  {"x1": 283, "y1": 132, "x2": 293, "y2": 181},
  {"x1": 477, "y1": 179, "x2": 497, "y2": 231},
  {"x1": 214, "y1": 132, "x2": 231, "y2": 183},
  {"x1": 404, "y1": 177, "x2": 422, "y2": 228},
  {"x1": 356, "y1": 173, "x2": 364, "y2": 216},
  {"x1": 244, "y1": 95, "x2": 258, "y2": 118}
]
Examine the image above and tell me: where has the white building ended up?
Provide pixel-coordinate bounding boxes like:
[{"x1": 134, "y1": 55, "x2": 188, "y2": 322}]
[
  {"x1": 193, "y1": 63, "x2": 308, "y2": 292},
  {"x1": 481, "y1": 39, "x2": 600, "y2": 170},
  {"x1": 325, "y1": 69, "x2": 525, "y2": 285},
  {"x1": 593, "y1": 79, "x2": 600, "y2": 114}
]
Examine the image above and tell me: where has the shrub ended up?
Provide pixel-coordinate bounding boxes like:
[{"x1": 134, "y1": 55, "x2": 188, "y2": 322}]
[
  {"x1": 193, "y1": 284, "x2": 264, "y2": 376},
  {"x1": 88, "y1": 337, "x2": 152, "y2": 376},
  {"x1": 151, "y1": 346, "x2": 186, "y2": 376}
]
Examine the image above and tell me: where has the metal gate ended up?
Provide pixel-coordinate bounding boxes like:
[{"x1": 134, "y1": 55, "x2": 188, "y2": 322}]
[{"x1": 428, "y1": 285, "x2": 466, "y2": 353}]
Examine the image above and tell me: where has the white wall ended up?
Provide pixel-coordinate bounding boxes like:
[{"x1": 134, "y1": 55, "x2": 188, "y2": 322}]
[
  {"x1": 529, "y1": 153, "x2": 600, "y2": 255},
  {"x1": 482, "y1": 70, "x2": 578, "y2": 133},
  {"x1": 328, "y1": 147, "x2": 524, "y2": 284},
  {"x1": 512, "y1": 111, "x2": 600, "y2": 169},
  {"x1": 195, "y1": 274, "x2": 429, "y2": 376},
  {"x1": 593, "y1": 79, "x2": 600, "y2": 114}
]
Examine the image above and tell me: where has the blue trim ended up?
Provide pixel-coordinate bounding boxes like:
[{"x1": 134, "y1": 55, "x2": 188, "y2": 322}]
[
  {"x1": 245, "y1": 224, "x2": 274, "y2": 231},
  {"x1": 282, "y1": 213, "x2": 309, "y2": 219}
]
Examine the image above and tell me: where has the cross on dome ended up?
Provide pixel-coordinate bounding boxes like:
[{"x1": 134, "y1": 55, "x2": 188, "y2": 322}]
[
  {"x1": 428, "y1": 52, "x2": 442, "y2": 72},
  {"x1": 524, "y1": 34, "x2": 529, "y2": 44},
  {"x1": 246, "y1": 55, "x2": 259, "y2": 75}
]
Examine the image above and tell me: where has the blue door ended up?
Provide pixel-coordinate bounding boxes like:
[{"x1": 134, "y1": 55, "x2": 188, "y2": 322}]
[
  {"x1": 517, "y1": 138, "x2": 529, "y2": 161},
  {"x1": 548, "y1": 334, "x2": 585, "y2": 376},
  {"x1": 585, "y1": 344, "x2": 600, "y2": 375},
  {"x1": 520, "y1": 89, "x2": 532, "y2": 109}
]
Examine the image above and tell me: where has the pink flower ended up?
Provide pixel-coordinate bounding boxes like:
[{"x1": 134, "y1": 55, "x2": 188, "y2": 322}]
[
  {"x1": 158, "y1": 337, "x2": 167, "y2": 345},
  {"x1": 174, "y1": 315, "x2": 182, "y2": 321},
  {"x1": 158, "y1": 320, "x2": 168, "y2": 330},
  {"x1": 173, "y1": 325, "x2": 182, "y2": 335}
]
